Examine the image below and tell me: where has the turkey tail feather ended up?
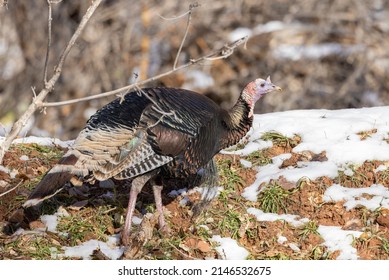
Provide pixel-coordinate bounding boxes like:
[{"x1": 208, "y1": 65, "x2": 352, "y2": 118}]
[{"x1": 23, "y1": 155, "x2": 78, "y2": 208}]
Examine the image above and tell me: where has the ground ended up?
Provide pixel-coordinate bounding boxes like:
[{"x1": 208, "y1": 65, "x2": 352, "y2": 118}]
[{"x1": 1, "y1": 113, "x2": 388, "y2": 260}]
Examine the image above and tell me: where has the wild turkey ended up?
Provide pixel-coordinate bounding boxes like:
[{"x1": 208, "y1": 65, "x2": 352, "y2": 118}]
[{"x1": 21, "y1": 77, "x2": 281, "y2": 245}]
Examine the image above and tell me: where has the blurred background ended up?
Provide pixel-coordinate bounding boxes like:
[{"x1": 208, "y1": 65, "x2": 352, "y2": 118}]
[{"x1": 1, "y1": 0, "x2": 388, "y2": 140}]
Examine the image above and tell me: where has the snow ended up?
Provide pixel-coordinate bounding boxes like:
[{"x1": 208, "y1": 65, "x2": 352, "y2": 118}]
[
  {"x1": 288, "y1": 243, "x2": 300, "y2": 252},
  {"x1": 132, "y1": 216, "x2": 143, "y2": 225},
  {"x1": 34, "y1": 208, "x2": 124, "y2": 259},
  {"x1": 248, "y1": 208, "x2": 365, "y2": 260},
  {"x1": 232, "y1": 106, "x2": 389, "y2": 260},
  {"x1": 19, "y1": 155, "x2": 29, "y2": 161},
  {"x1": 210, "y1": 235, "x2": 249, "y2": 260},
  {"x1": 221, "y1": 140, "x2": 272, "y2": 156},
  {"x1": 41, "y1": 215, "x2": 60, "y2": 233},
  {"x1": 0, "y1": 135, "x2": 74, "y2": 148},
  {"x1": 239, "y1": 159, "x2": 252, "y2": 168},
  {"x1": 40, "y1": 207, "x2": 69, "y2": 233},
  {"x1": 375, "y1": 164, "x2": 388, "y2": 173},
  {"x1": 323, "y1": 184, "x2": 389, "y2": 211},
  {"x1": 237, "y1": 107, "x2": 389, "y2": 201},
  {"x1": 247, "y1": 207, "x2": 309, "y2": 227},
  {"x1": 317, "y1": 225, "x2": 363, "y2": 260},
  {"x1": 0, "y1": 165, "x2": 18, "y2": 179},
  {"x1": 247, "y1": 154, "x2": 291, "y2": 186},
  {"x1": 277, "y1": 235, "x2": 287, "y2": 244},
  {"x1": 0, "y1": 165, "x2": 10, "y2": 174},
  {"x1": 59, "y1": 235, "x2": 124, "y2": 260},
  {"x1": 250, "y1": 107, "x2": 389, "y2": 164}
]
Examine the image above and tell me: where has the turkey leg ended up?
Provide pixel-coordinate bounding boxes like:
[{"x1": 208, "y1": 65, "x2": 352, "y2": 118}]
[
  {"x1": 152, "y1": 184, "x2": 167, "y2": 231},
  {"x1": 121, "y1": 171, "x2": 154, "y2": 246}
]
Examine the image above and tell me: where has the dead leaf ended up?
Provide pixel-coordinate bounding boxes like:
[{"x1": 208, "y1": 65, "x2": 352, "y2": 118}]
[
  {"x1": 29, "y1": 220, "x2": 46, "y2": 230},
  {"x1": 377, "y1": 209, "x2": 389, "y2": 228},
  {"x1": 182, "y1": 237, "x2": 211, "y2": 253},
  {"x1": 197, "y1": 240, "x2": 211, "y2": 253},
  {"x1": 278, "y1": 176, "x2": 296, "y2": 190}
]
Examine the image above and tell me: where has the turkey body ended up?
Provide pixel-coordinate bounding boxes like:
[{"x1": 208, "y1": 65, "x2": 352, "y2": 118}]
[
  {"x1": 67, "y1": 87, "x2": 246, "y2": 181},
  {"x1": 20, "y1": 78, "x2": 281, "y2": 246}
]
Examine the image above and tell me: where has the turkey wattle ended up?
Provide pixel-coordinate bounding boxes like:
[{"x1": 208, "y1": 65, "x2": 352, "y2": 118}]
[{"x1": 22, "y1": 77, "x2": 281, "y2": 246}]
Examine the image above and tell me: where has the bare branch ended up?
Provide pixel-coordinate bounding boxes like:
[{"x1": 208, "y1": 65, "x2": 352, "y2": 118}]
[
  {"x1": 0, "y1": 181, "x2": 23, "y2": 198},
  {"x1": 41, "y1": 35, "x2": 249, "y2": 108},
  {"x1": 156, "y1": 10, "x2": 190, "y2": 21},
  {"x1": 134, "y1": 85, "x2": 183, "y2": 128},
  {"x1": 173, "y1": 3, "x2": 199, "y2": 69},
  {"x1": 0, "y1": 0, "x2": 102, "y2": 164},
  {"x1": 43, "y1": 0, "x2": 53, "y2": 86}
]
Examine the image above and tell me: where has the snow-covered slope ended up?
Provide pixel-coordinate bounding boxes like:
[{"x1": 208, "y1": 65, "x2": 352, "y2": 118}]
[{"x1": 222, "y1": 106, "x2": 389, "y2": 260}]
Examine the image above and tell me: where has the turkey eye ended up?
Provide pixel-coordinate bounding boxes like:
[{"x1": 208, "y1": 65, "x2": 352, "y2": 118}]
[{"x1": 260, "y1": 83, "x2": 265, "y2": 87}]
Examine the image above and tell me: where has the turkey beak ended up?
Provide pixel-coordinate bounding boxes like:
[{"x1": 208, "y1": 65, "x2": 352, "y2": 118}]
[
  {"x1": 266, "y1": 76, "x2": 282, "y2": 93},
  {"x1": 270, "y1": 84, "x2": 282, "y2": 93}
]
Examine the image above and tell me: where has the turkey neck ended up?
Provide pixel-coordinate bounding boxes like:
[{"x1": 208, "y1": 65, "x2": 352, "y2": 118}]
[{"x1": 219, "y1": 95, "x2": 253, "y2": 149}]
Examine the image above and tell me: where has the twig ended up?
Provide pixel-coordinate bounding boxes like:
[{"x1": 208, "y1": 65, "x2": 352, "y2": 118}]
[
  {"x1": 166, "y1": 240, "x2": 199, "y2": 260},
  {"x1": 134, "y1": 85, "x2": 183, "y2": 128},
  {"x1": 173, "y1": 3, "x2": 199, "y2": 69},
  {"x1": 0, "y1": 0, "x2": 102, "y2": 165},
  {"x1": 0, "y1": 181, "x2": 23, "y2": 198},
  {"x1": 157, "y1": 10, "x2": 190, "y2": 21},
  {"x1": 43, "y1": 0, "x2": 53, "y2": 86},
  {"x1": 41, "y1": 35, "x2": 249, "y2": 107}
]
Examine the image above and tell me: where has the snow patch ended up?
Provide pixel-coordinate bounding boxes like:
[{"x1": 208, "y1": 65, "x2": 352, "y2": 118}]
[
  {"x1": 318, "y1": 225, "x2": 363, "y2": 260},
  {"x1": 323, "y1": 184, "x2": 389, "y2": 211},
  {"x1": 0, "y1": 165, "x2": 10, "y2": 174},
  {"x1": 247, "y1": 208, "x2": 309, "y2": 228},
  {"x1": 19, "y1": 155, "x2": 29, "y2": 161},
  {"x1": 59, "y1": 235, "x2": 124, "y2": 260},
  {"x1": 7, "y1": 136, "x2": 74, "y2": 148},
  {"x1": 375, "y1": 164, "x2": 388, "y2": 173},
  {"x1": 240, "y1": 159, "x2": 252, "y2": 168},
  {"x1": 288, "y1": 243, "x2": 300, "y2": 252},
  {"x1": 0, "y1": 165, "x2": 18, "y2": 179},
  {"x1": 132, "y1": 216, "x2": 143, "y2": 225},
  {"x1": 277, "y1": 235, "x2": 287, "y2": 244},
  {"x1": 210, "y1": 235, "x2": 249, "y2": 260},
  {"x1": 242, "y1": 107, "x2": 389, "y2": 202},
  {"x1": 222, "y1": 140, "x2": 272, "y2": 156},
  {"x1": 40, "y1": 207, "x2": 70, "y2": 233}
]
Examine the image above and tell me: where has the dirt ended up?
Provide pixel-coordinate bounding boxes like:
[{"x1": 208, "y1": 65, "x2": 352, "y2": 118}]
[{"x1": 0, "y1": 143, "x2": 388, "y2": 260}]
